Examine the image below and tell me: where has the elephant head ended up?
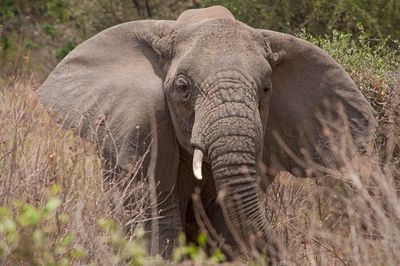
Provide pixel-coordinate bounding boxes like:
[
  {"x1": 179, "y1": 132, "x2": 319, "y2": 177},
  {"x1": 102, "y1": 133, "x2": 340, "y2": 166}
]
[{"x1": 38, "y1": 6, "x2": 375, "y2": 258}]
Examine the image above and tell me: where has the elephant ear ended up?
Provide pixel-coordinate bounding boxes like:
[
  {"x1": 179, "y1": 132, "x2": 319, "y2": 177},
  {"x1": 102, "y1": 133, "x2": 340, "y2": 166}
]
[
  {"x1": 259, "y1": 30, "x2": 376, "y2": 178},
  {"x1": 38, "y1": 20, "x2": 179, "y2": 191}
]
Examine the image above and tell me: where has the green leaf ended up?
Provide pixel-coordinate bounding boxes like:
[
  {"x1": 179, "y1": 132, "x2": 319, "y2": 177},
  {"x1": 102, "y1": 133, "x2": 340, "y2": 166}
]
[
  {"x1": 172, "y1": 246, "x2": 187, "y2": 262},
  {"x1": 197, "y1": 232, "x2": 207, "y2": 247},
  {"x1": 42, "y1": 23, "x2": 57, "y2": 38},
  {"x1": 0, "y1": 218, "x2": 15, "y2": 234},
  {"x1": 211, "y1": 248, "x2": 226, "y2": 263},
  {"x1": 0, "y1": 207, "x2": 11, "y2": 218},
  {"x1": 134, "y1": 226, "x2": 145, "y2": 239},
  {"x1": 59, "y1": 257, "x2": 69, "y2": 266},
  {"x1": 60, "y1": 233, "x2": 74, "y2": 247},
  {"x1": 98, "y1": 218, "x2": 117, "y2": 232},
  {"x1": 33, "y1": 230, "x2": 43, "y2": 247},
  {"x1": 71, "y1": 247, "x2": 86, "y2": 259},
  {"x1": 187, "y1": 244, "x2": 198, "y2": 259},
  {"x1": 45, "y1": 197, "x2": 61, "y2": 213},
  {"x1": 58, "y1": 213, "x2": 69, "y2": 224},
  {"x1": 18, "y1": 205, "x2": 41, "y2": 227},
  {"x1": 50, "y1": 184, "x2": 62, "y2": 195}
]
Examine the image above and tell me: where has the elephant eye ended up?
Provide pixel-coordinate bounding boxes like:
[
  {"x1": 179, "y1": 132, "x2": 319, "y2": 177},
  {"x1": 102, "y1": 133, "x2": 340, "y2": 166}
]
[
  {"x1": 174, "y1": 75, "x2": 191, "y2": 99},
  {"x1": 263, "y1": 80, "x2": 272, "y2": 93}
]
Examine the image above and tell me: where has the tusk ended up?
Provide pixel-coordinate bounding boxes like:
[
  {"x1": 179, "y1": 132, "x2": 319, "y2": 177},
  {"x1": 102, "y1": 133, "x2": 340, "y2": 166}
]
[{"x1": 193, "y1": 148, "x2": 203, "y2": 180}]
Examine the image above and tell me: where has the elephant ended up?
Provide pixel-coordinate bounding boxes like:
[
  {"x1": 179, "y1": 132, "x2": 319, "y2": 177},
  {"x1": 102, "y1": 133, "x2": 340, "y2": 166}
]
[{"x1": 37, "y1": 5, "x2": 376, "y2": 262}]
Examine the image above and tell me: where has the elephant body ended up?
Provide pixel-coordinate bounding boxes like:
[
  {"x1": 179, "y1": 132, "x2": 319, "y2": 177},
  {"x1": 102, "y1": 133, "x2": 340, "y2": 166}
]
[{"x1": 37, "y1": 6, "x2": 376, "y2": 262}]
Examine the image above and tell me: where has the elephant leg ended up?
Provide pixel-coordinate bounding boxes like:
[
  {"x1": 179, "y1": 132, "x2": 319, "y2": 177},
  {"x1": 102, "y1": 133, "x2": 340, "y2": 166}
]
[
  {"x1": 144, "y1": 189, "x2": 183, "y2": 258},
  {"x1": 101, "y1": 158, "x2": 182, "y2": 258}
]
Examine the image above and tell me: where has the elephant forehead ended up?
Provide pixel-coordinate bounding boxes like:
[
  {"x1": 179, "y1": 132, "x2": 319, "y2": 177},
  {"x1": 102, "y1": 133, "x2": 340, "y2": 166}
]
[
  {"x1": 174, "y1": 20, "x2": 269, "y2": 81},
  {"x1": 177, "y1": 19, "x2": 264, "y2": 54}
]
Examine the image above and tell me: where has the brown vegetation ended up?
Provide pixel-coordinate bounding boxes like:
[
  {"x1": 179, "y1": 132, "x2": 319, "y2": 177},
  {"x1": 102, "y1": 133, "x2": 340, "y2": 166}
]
[{"x1": 0, "y1": 63, "x2": 399, "y2": 264}]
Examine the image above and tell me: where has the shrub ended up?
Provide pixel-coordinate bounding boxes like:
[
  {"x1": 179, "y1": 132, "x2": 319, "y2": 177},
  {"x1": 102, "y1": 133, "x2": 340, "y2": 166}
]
[
  {"x1": 299, "y1": 28, "x2": 400, "y2": 125},
  {"x1": 202, "y1": 0, "x2": 400, "y2": 40}
]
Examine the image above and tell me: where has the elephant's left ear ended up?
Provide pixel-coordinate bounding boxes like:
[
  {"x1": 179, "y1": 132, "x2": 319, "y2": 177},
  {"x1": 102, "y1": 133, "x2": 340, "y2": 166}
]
[{"x1": 258, "y1": 30, "x2": 377, "y2": 178}]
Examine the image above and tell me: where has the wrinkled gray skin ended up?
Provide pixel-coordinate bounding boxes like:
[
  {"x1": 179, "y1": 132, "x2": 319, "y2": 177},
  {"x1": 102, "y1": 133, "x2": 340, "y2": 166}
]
[{"x1": 38, "y1": 6, "x2": 376, "y2": 262}]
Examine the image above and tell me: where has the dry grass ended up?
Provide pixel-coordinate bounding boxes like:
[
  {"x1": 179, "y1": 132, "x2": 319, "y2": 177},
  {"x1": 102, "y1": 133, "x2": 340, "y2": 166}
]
[
  {"x1": 0, "y1": 76, "x2": 124, "y2": 265},
  {"x1": 263, "y1": 68, "x2": 400, "y2": 265},
  {"x1": 265, "y1": 164, "x2": 400, "y2": 265},
  {"x1": 0, "y1": 69, "x2": 399, "y2": 265}
]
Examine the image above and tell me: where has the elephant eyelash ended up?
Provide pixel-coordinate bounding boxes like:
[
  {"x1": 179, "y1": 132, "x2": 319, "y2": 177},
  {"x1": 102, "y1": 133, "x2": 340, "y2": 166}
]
[{"x1": 174, "y1": 74, "x2": 192, "y2": 100}]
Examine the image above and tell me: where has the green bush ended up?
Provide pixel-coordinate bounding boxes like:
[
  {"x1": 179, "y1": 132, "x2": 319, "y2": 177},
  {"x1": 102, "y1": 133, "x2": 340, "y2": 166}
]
[
  {"x1": 299, "y1": 28, "x2": 399, "y2": 123},
  {"x1": 54, "y1": 41, "x2": 76, "y2": 61},
  {"x1": 2, "y1": 0, "x2": 399, "y2": 77},
  {"x1": 0, "y1": 182, "x2": 225, "y2": 265},
  {"x1": 172, "y1": 233, "x2": 226, "y2": 264},
  {"x1": 202, "y1": 0, "x2": 400, "y2": 41},
  {"x1": 0, "y1": 185, "x2": 84, "y2": 265},
  {"x1": 0, "y1": 185, "x2": 151, "y2": 265}
]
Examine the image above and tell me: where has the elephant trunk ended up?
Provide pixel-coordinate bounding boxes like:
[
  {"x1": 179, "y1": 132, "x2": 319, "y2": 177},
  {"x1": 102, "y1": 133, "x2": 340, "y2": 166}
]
[
  {"x1": 191, "y1": 86, "x2": 279, "y2": 258},
  {"x1": 207, "y1": 130, "x2": 269, "y2": 250},
  {"x1": 209, "y1": 130, "x2": 280, "y2": 260}
]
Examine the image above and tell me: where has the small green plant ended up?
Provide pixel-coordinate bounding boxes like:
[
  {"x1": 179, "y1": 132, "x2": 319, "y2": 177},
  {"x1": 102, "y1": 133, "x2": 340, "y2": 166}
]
[
  {"x1": 54, "y1": 41, "x2": 77, "y2": 60},
  {"x1": 0, "y1": 184, "x2": 85, "y2": 265},
  {"x1": 98, "y1": 218, "x2": 149, "y2": 266},
  {"x1": 24, "y1": 38, "x2": 38, "y2": 50},
  {"x1": 42, "y1": 23, "x2": 57, "y2": 38},
  {"x1": 172, "y1": 233, "x2": 226, "y2": 265}
]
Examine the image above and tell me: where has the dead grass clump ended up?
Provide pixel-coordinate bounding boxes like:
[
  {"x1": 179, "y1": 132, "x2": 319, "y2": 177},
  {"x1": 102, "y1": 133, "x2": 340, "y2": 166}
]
[
  {"x1": 0, "y1": 77, "x2": 150, "y2": 265},
  {"x1": 264, "y1": 104, "x2": 400, "y2": 265}
]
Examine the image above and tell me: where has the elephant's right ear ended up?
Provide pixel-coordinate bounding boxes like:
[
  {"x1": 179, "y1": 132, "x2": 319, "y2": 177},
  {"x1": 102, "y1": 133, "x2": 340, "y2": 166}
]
[{"x1": 38, "y1": 21, "x2": 179, "y2": 189}]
